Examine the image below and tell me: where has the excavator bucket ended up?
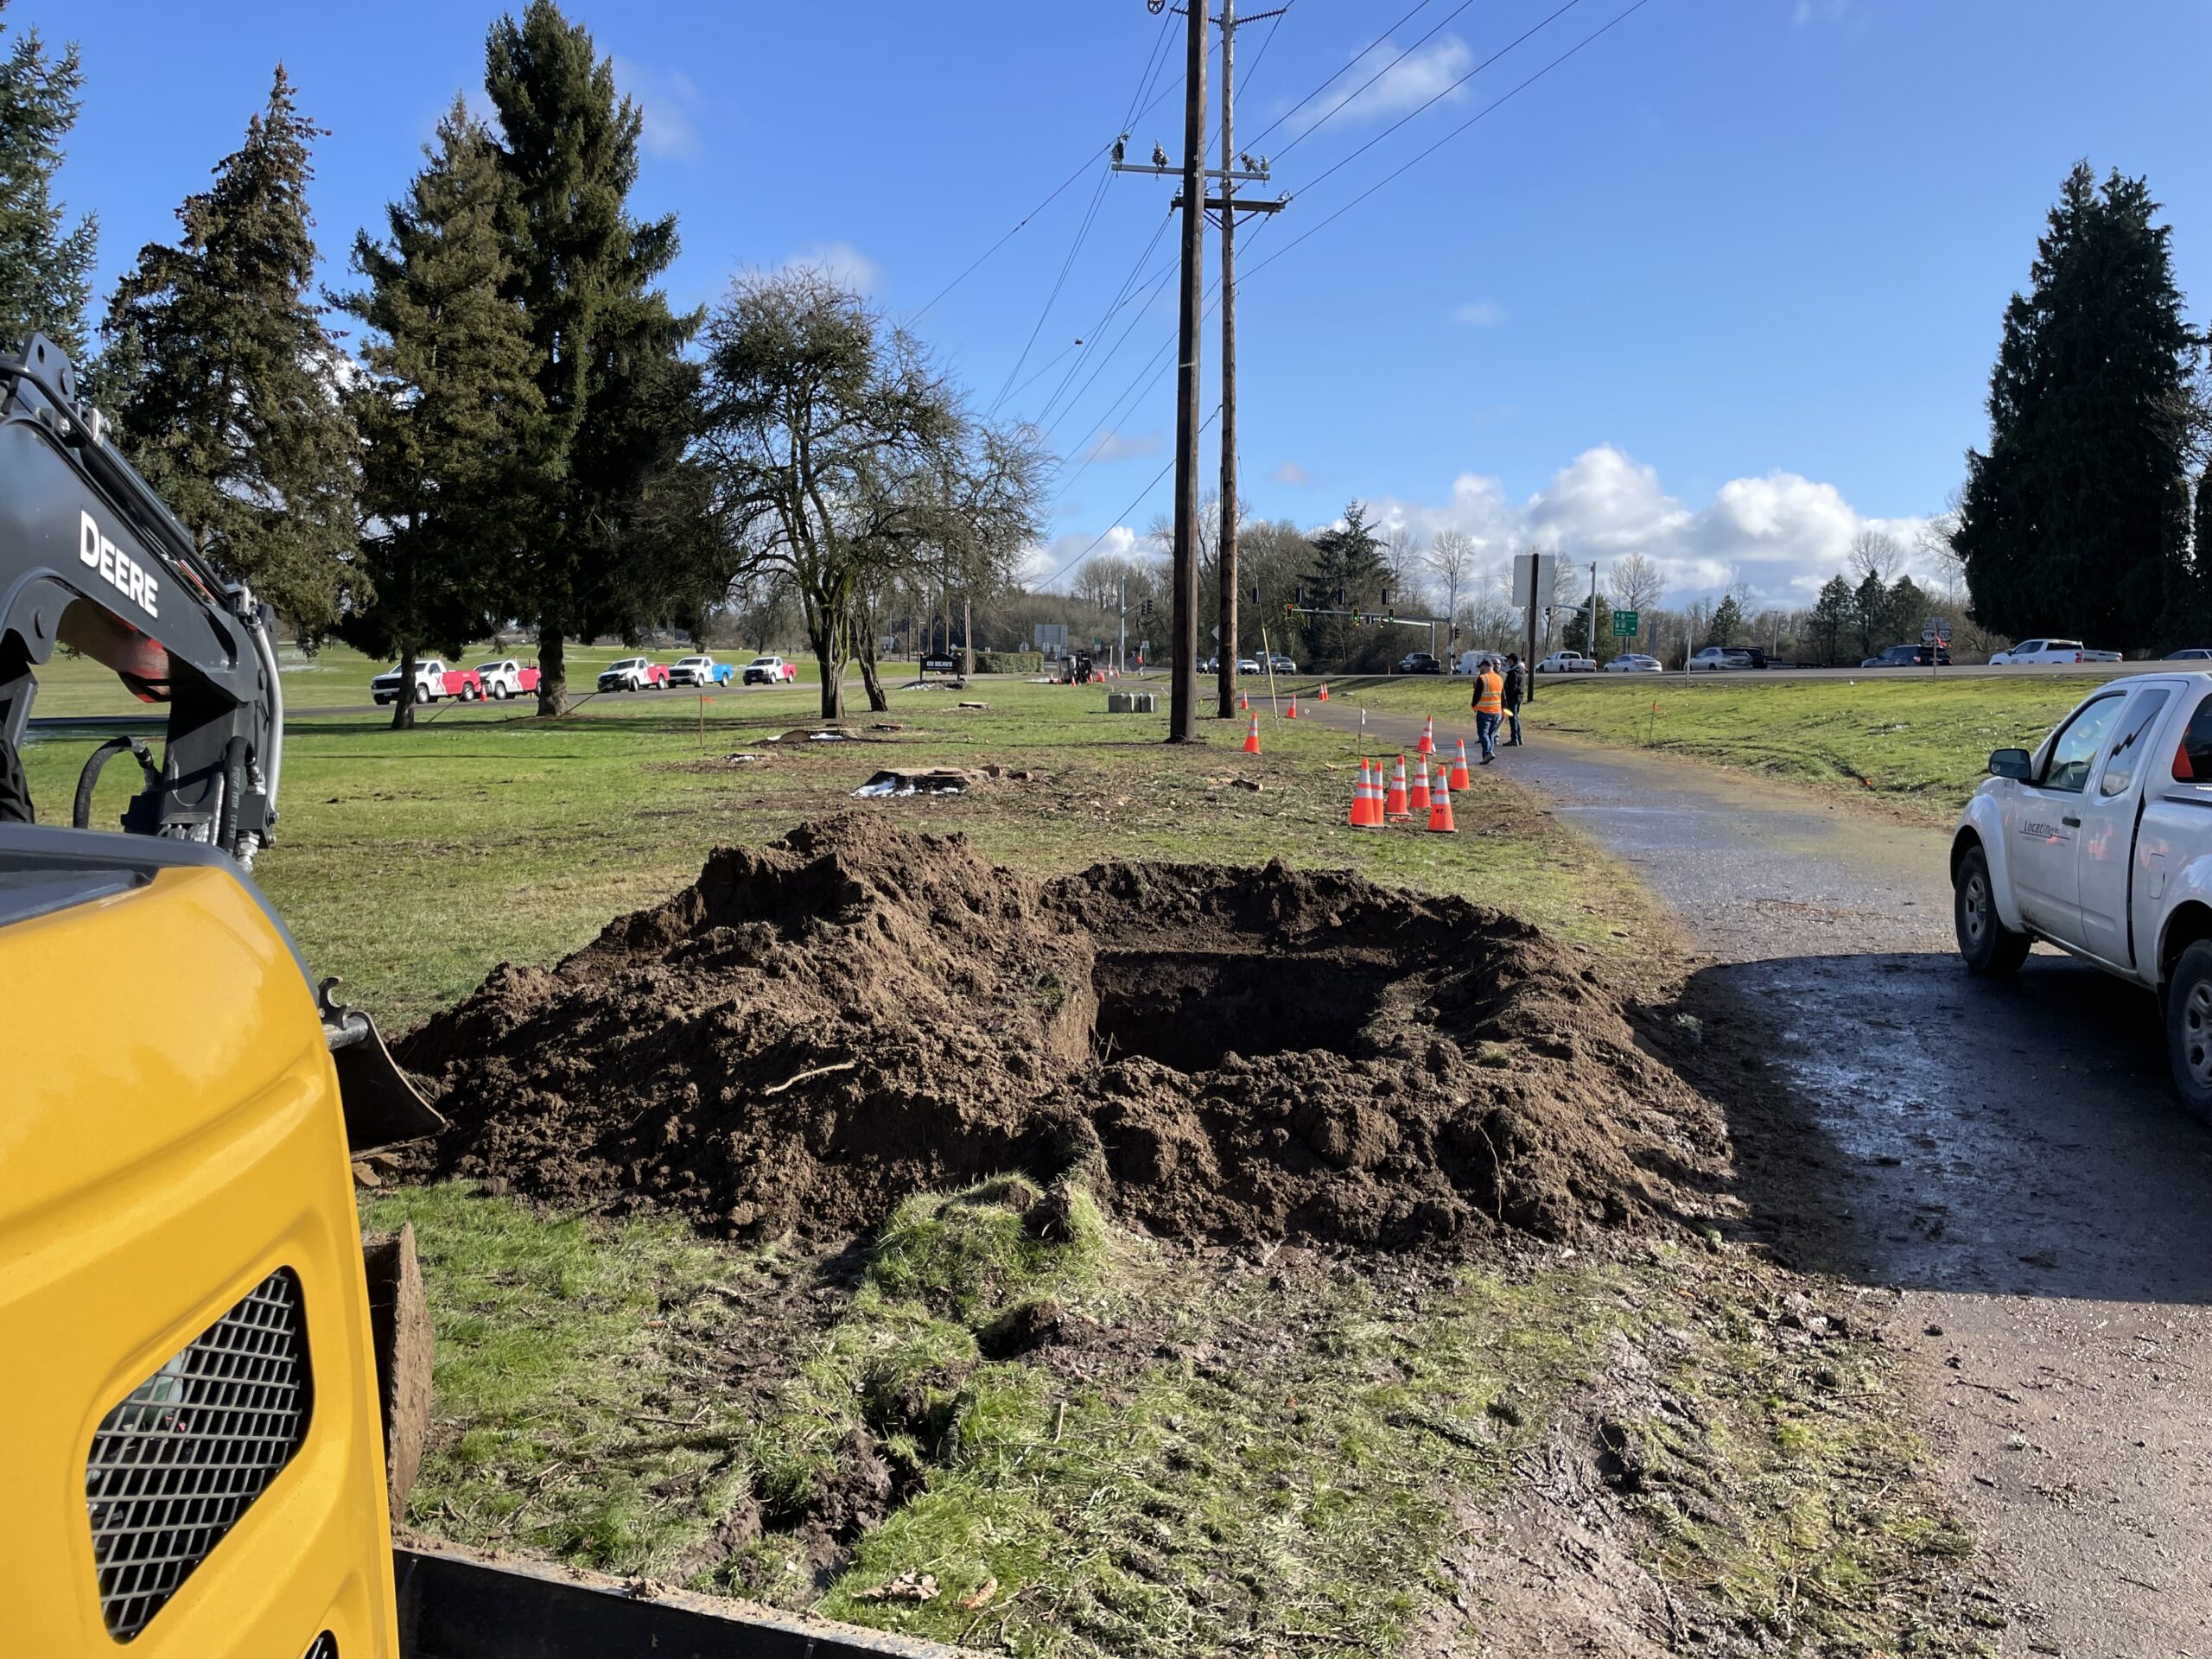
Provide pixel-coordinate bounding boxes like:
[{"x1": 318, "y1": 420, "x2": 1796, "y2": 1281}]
[{"x1": 323, "y1": 979, "x2": 448, "y2": 1153}]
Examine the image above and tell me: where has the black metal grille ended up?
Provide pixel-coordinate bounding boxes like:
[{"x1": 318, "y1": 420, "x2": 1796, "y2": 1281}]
[
  {"x1": 303, "y1": 1634, "x2": 338, "y2": 1659},
  {"x1": 85, "y1": 1268, "x2": 313, "y2": 1640}
]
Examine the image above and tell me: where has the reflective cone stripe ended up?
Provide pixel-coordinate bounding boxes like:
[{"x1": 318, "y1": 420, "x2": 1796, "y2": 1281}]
[
  {"x1": 1358, "y1": 760, "x2": 1387, "y2": 829},
  {"x1": 1450, "y1": 738, "x2": 1471, "y2": 791},
  {"x1": 1317, "y1": 683, "x2": 1329, "y2": 701},
  {"x1": 1348, "y1": 762, "x2": 1368, "y2": 827},
  {"x1": 1243, "y1": 714, "x2": 1262, "y2": 754},
  {"x1": 1417, "y1": 715, "x2": 1435, "y2": 755},
  {"x1": 1427, "y1": 769, "x2": 1458, "y2": 833},
  {"x1": 1385, "y1": 755, "x2": 1411, "y2": 819},
  {"x1": 1410, "y1": 758, "x2": 1432, "y2": 812}
]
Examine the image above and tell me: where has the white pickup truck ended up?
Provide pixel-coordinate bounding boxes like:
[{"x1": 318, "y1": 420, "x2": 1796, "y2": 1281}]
[{"x1": 1954, "y1": 672, "x2": 2212, "y2": 1113}]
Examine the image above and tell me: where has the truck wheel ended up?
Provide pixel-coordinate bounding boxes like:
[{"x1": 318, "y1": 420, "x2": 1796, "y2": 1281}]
[
  {"x1": 1955, "y1": 845, "x2": 2029, "y2": 976},
  {"x1": 461, "y1": 683, "x2": 479, "y2": 702},
  {"x1": 2167, "y1": 942, "x2": 2212, "y2": 1121}
]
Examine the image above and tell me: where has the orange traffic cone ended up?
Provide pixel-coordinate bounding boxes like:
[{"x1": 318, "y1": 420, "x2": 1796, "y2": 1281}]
[
  {"x1": 1317, "y1": 683, "x2": 1329, "y2": 702},
  {"x1": 1410, "y1": 757, "x2": 1432, "y2": 813},
  {"x1": 1356, "y1": 760, "x2": 1385, "y2": 829},
  {"x1": 1427, "y1": 768, "x2": 1458, "y2": 834},
  {"x1": 1243, "y1": 713, "x2": 1261, "y2": 754},
  {"x1": 1449, "y1": 738, "x2": 1471, "y2": 791},
  {"x1": 1417, "y1": 715, "x2": 1435, "y2": 755},
  {"x1": 1286, "y1": 694, "x2": 1300, "y2": 720},
  {"x1": 1239, "y1": 689, "x2": 1249, "y2": 711},
  {"x1": 1385, "y1": 755, "x2": 1411, "y2": 820},
  {"x1": 1347, "y1": 760, "x2": 1368, "y2": 828}
]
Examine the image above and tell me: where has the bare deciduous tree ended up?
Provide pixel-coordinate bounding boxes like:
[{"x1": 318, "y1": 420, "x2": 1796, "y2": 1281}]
[
  {"x1": 1847, "y1": 529, "x2": 1906, "y2": 588},
  {"x1": 699, "y1": 267, "x2": 1043, "y2": 718},
  {"x1": 1424, "y1": 531, "x2": 1478, "y2": 648}
]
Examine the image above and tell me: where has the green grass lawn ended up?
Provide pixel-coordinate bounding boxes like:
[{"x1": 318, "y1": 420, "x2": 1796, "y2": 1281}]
[
  {"x1": 21, "y1": 677, "x2": 1674, "y2": 1029},
  {"x1": 1338, "y1": 671, "x2": 2110, "y2": 824},
  {"x1": 20, "y1": 636, "x2": 835, "y2": 717},
  {"x1": 18, "y1": 656, "x2": 1989, "y2": 1653}
]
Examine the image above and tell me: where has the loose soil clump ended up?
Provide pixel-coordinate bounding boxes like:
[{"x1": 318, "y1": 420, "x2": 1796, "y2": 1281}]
[{"x1": 400, "y1": 817, "x2": 1729, "y2": 1249}]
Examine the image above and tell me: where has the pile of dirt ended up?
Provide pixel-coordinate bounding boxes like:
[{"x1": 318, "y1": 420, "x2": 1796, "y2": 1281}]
[{"x1": 398, "y1": 817, "x2": 1732, "y2": 1250}]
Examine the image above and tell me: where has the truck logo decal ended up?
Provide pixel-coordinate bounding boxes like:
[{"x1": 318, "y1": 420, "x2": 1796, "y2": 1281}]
[{"x1": 79, "y1": 510, "x2": 159, "y2": 620}]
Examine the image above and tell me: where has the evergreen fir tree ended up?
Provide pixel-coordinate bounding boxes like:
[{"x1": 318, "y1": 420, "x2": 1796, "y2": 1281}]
[
  {"x1": 1885, "y1": 575, "x2": 1931, "y2": 648},
  {"x1": 1809, "y1": 574, "x2": 1853, "y2": 665},
  {"x1": 483, "y1": 0, "x2": 704, "y2": 715},
  {"x1": 0, "y1": 3, "x2": 93, "y2": 359},
  {"x1": 1850, "y1": 572, "x2": 1886, "y2": 658},
  {"x1": 99, "y1": 67, "x2": 358, "y2": 636},
  {"x1": 339, "y1": 99, "x2": 543, "y2": 728},
  {"x1": 1955, "y1": 163, "x2": 2201, "y2": 650},
  {"x1": 1306, "y1": 501, "x2": 1387, "y2": 667},
  {"x1": 1705, "y1": 594, "x2": 1745, "y2": 649}
]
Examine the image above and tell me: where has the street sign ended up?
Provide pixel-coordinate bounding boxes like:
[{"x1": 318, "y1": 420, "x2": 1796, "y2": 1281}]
[
  {"x1": 1510, "y1": 551, "x2": 1560, "y2": 609},
  {"x1": 1612, "y1": 610, "x2": 1639, "y2": 638}
]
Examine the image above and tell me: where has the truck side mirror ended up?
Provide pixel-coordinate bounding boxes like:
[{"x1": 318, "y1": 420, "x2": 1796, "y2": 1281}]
[{"x1": 1988, "y1": 748, "x2": 2033, "y2": 780}]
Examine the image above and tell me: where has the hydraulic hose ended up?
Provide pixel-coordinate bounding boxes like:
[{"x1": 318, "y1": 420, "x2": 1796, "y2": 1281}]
[{"x1": 71, "y1": 735, "x2": 160, "y2": 831}]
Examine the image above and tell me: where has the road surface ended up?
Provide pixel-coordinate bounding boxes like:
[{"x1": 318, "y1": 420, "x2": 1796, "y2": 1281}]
[{"x1": 1314, "y1": 699, "x2": 2212, "y2": 1658}]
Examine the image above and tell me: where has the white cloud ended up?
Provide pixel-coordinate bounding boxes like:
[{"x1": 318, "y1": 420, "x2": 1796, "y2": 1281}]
[
  {"x1": 1084, "y1": 429, "x2": 1164, "y2": 464},
  {"x1": 781, "y1": 240, "x2": 882, "y2": 296},
  {"x1": 1272, "y1": 460, "x2": 1313, "y2": 487},
  {"x1": 1364, "y1": 445, "x2": 1934, "y2": 611},
  {"x1": 1450, "y1": 299, "x2": 1506, "y2": 327},
  {"x1": 611, "y1": 56, "x2": 702, "y2": 162},
  {"x1": 1291, "y1": 36, "x2": 1472, "y2": 133},
  {"x1": 1026, "y1": 524, "x2": 1137, "y2": 588}
]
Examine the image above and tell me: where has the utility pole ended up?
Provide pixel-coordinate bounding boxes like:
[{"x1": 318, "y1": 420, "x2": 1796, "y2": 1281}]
[
  {"x1": 1117, "y1": 577, "x2": 1127, "y2": 674},
  {"x1": 1115, "y1": 1, "x2": 1285, "y2": 736}
]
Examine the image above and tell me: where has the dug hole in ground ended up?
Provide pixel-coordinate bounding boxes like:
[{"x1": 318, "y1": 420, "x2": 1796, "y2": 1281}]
[{"x1": 383, "y1": 817, "x2": 2002, "y2": 1656}]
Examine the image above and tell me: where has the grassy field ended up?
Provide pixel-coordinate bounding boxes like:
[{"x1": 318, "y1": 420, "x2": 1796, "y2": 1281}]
[
  {"x1": 361, "y1": 1178, "x2": 1991, "y2": 1657},
  {"x1": 21, "y1": 674, "x2": 1671, "y2": 1029},
  {"x1": 21, "y1": 655, "x2": 1992, "y2": 1652},
  {"x1": 1338, "y1": 671, "x2": 2109, "y2": 824},
  {"x1": 21, "y1": 637, "x2": 830, "y2": 717}
]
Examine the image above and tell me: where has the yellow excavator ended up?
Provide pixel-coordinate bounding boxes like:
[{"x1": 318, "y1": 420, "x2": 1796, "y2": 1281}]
[{"x1": 0, "y1": 336, "x2": 946, "y2": 1657}]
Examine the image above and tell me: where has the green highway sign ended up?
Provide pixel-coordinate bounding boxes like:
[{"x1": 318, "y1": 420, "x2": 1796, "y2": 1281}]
[{"x1": 1611, "y1": 610, "x2": 1639, "y2": 637}]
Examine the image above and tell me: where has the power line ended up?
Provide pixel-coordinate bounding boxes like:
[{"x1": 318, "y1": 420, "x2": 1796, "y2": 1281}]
[
  {"x1": 1245, "y1": 0, "x2": 1654, "y2": 283},
  {"x1": 1031, "y1": 208, "x2": 1173, "y2": 429},
  {"x1": 1235, "y1": 0, "x2": 1440, "y2": 156},
  {"x1": 1268, "y1": 0, "x2": 1482, "y2": 163},
  {"x1": 1287, "y1": 0, "x2": 1586, "y2": 198},
  {"x1": 913, "y1": 24, "x2": 1217, "y2": 323},
  {"x1": 1033, "y1": 405, "x2": 1224, "y2": 593}
]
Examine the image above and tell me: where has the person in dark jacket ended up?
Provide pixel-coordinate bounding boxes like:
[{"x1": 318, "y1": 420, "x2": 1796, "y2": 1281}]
[{"x1": 1502, "y1": 654, "x2": 1526, "y2": 746}]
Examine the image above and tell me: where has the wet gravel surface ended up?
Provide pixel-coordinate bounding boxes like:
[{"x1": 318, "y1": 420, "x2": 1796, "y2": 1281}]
[{"x1": 1316, "y1": 702, "x2": 2212, "y2": 1657}]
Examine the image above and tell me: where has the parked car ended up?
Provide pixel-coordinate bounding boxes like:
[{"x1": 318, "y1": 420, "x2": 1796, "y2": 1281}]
[
  {"x1": 370, "y1": 658, "x2": 483, "y2": 704},
  {"x1": 1952, "y1": 671, "x2": 2212, "y2": 1113},
  {"x1": 1605, "y1": 653, "x2": 1662, "y2": 673},
  {"x1": 742, "y1": 654, "x2": 799, "y2": 684},
  {"x1": 1688, "y1": 645, "x2": 1752, "y2": 671},
  {"x1": 596, "y1": 657, "x2": 670, "y2": 692},
  {"x1": 1535, "y1": 651, "x2": 1596, "y2": 674},
  {"x1": 1396, "y1": 652, "x2": 1443, "y2": 675},
  {"x1": 474, "y1": 658, "x2": 540, "y2": 699},
  {"x1": 1860, "y1": 643, "x2": 1952, "y2": 668},
  {"x1": 1987, "y1": 638, "x2": 2085, "y2": 665},
  {"x1": 669, "y1": 654, "x2": 734, "y2": 687}
]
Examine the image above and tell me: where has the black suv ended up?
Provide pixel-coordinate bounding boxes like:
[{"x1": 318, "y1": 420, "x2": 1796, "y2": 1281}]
[
  {"x1": 1861, "y1": 643, "x2": 1951, "y2": 668},
  {"x1": 1396, "y1": 652, "x2": 1443, "y2": 675}
]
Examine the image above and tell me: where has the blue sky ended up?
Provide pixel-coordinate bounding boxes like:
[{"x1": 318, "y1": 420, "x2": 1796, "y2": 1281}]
[{"x1": 38, "y1": 0, "x2": 2212, "y2": 608}]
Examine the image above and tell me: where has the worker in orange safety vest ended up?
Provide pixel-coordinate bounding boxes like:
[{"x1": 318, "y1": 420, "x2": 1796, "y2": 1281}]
[{"x1": 1471, "y1": 658, "x2": 1505, "y2": 764}]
